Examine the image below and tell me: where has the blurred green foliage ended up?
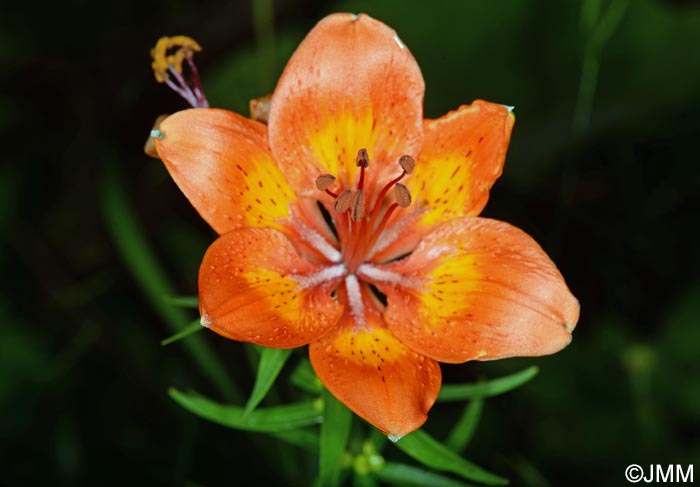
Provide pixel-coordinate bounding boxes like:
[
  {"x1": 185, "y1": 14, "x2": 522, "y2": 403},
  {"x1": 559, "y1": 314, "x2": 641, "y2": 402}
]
[{"x1": 1, "y1": 0, "x2": 699, "y2": 485}]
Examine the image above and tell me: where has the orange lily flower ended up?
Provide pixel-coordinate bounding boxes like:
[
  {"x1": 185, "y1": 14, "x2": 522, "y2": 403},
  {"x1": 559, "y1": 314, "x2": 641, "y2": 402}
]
[{"x1": 152, "y1": 13, "x2": 579, "y2": 439}]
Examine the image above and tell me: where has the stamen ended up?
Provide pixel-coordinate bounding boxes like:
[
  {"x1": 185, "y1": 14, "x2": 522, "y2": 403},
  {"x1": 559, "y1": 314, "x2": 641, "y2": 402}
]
[
  {"x1": 151, "y1": 36, "x2": 202, "y2": 82},
  {"x1": 398, "y1": 154, "x2": 415, "y2": 175},
  {"x1": 373, "y1": 203, "x2": 399, "y2": 239},
  {"x1": 334, "y1": 190, "x2": 353, "y2": 213},
  {"x1": 324, "y1": 149, "x2": 418, "y2": 275},
  {"x1": 394, "y1": 183, "x2": 412, "y2": 208},
  {"x1": 150, "y1": 35, "x2": 209, "y2": 108},
  {"x1": 368, "y1": 154, "x2": 414, "y2": 223},
  {"x1": 351, "y1": 190, "x2": 365, "y2": 222},
  {"x1": 366, "y1": 215, "x2": 412, "y2": 259},
  {"x1": 315, "y1": 174, "x2": 337, "y2": 197}
]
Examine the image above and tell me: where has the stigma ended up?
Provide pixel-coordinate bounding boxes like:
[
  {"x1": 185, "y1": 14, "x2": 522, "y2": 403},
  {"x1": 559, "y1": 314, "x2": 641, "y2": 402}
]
[{"x1": 315, "y1": 149, "x2": 415, "y2": 273}]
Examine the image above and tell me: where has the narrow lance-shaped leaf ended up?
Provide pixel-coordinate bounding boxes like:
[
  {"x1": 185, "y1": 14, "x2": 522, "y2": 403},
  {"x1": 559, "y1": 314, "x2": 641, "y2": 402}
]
[
  {"x1": 101, "y1": 163, "x2": 240, "y2": 402},
  {"x1": 269, "y1": 428, "x2": 319, "y2": 451},
  {"x1": 393, "y1": 429, "x2": 507, "y2": 485},
  {"x1": 169, "y1": 388, "x2": 322, "y2": 432},
  {"x1": 445, "y1": 399, "x2": 484, "y2": 453},
  {"x1": 243, "y1": 347, "x2": 293, "y2": 417},
  {"x1": 438, "y1": 366, "x2": 539, "y2": 402},
  {"x1": 317, "y1": 389, "x2": 353, "y2": 487},
  {"x1": 291, "y1": 356, "x2": 323, "y2": 393},
  {"x1": 377, "y1": 462, "x2": 479, "y2": 487},
  {"x1": 163, "y1": 295, "x2": 199, "y2": 308},
  {"x1": 161, "y1": 319, "x2": 203, "y2": 346},
  {"x1": 369, "y1": 427, "x2": 389, "y2": 454}
]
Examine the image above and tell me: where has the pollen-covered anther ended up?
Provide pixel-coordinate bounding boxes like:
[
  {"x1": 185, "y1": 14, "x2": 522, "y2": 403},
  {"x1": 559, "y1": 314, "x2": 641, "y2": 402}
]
[
  {"x1": 150, "y1": 35, "x2": 202, "y2": 82},
  {"x1": 334, "y1": 189, "x2": 353, "y2": 213},
  {"x1": 398, "y1": 154, "x2": 415, "y2": 175},
  {"x1": 394, "y1": 183, "x2": 412, "y2": 208},
  {"x1": 149, "y1": 35, "x2": 209, "y2": 108},
  {"x1": 316, "y1": 174, "x2": 336, "y2": 191},
  {"x1": 351, "y1": 189, "x2": 366, "y2": 221}
]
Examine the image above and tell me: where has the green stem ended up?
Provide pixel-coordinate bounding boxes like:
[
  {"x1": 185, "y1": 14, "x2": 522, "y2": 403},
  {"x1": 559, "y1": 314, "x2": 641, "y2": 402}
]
[
  {"x1": 573, "y1": 0, "x2": 629, "y2": 134},
  {"x1": 252, "y1": 0, "x2": 276, "y2": 91},
  {"x1": 573, "y1": 48, "x2": 601, "y2": 135}
]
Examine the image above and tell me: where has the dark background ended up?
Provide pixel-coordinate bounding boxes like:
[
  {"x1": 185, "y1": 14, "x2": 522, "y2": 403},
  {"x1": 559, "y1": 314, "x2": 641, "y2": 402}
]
[{"x1": 2, "y1": 0, "x2": 699, "y2": 485}]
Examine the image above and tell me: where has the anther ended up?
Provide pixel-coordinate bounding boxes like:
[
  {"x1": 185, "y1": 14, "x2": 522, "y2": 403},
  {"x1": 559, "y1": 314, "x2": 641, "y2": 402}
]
[
  {"x1": 334, "y1": 190, "x2": 353, "y2": 213},
  {"x1": 398, "y1": 154, "x2": 415, "y2": 175},
  {"x1": 315, "y1": 174, "x2": 336, "y2": 191},
  {"x1": 150, "y1": 35, "x2": 202, "y2": 82},
  {"x1": 394, "y1": 183, "x2": 412, "y2": 208},
  {"x1": 150, "y1": 35, "x2": 209, "y2": 108},
  {"x1": 351, "y1": 190, "x2": 366, "y2": 221}
]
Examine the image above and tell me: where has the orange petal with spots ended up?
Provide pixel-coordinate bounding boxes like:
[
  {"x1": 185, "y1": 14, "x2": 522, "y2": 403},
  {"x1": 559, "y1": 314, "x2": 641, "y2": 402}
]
[
  {"x1": 268, "y1": 13, "x2": 424, "y2": 197},
  {"x1": 199, "y1": 228, "x2": 344, "y2": 348},
  {"x1": 154, "y1": 108, "x2": 295, "y2": 235},
  {"x1": 408, "y1": 101, "x2": 514, "y2": 229},
  {"x1": 310, "y1": 306, "x2": 441, "y2": 438},
  {"x1": 377, "y1": 217, "x2": 579, "y2": 363}
]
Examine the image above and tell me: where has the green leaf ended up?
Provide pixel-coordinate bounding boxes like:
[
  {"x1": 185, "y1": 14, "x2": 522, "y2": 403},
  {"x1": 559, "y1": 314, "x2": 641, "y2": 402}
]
[
  {"x1": 445, "y1": 399, "x2": 484, "y2": 453},
  {"x1": 163, "y1": 295, "x2": 199, "y2": 309},
  {"x1": 242, "y1": 347, "x2": 293, "y2": 417},
  {"x1": 291, "y1": 357, "x2": 323, "y2": 393},
  {"x1": 169, "y1": 388, "x2": 322, "y2": 432},
  {"x1": 393, "y1": 430, "x2": 507, "y2": 485},
  {"x1": 100, "y1": 163, "x2": 240, "y2": 402},
  {"x1": 377, "y1": 462, "x2": 479, "y2": 487},
  {"x1": 438, "y1": 366, "x2": 539, "y2": 402},
  {"x1": 161, "y1": 319, "x2": 203, "y2": 346},
  {"x1": 269, "y1": 428, "x2": 319, "y2": 451},
  {"x1": 318, "y1": 389, "x2": 353, "y2": 487},
  {"x1": 369, "y1": 427, "x2": 389, "y2": 454}
]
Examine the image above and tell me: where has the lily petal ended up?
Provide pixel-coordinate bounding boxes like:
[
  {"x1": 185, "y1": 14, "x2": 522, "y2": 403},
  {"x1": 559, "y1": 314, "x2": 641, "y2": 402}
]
[
  {"x1": 310, "y1": 306, "x2": 441, "y2": 437},
  {"x1": 155, "y1": 108, "x2": 295, "y2": 234},
  {"x1": 408, "y1": 101, "x2": 514, "y2": 228},
  {"x1": 268, "y1": 13, "x2": 425, "y2": 196},
  {"x1": 199, "y1": 228, "x2": 344, "y2": 348},
  {"x1": 377, "y1": 217, "x2": 579, "y2": 363}
]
